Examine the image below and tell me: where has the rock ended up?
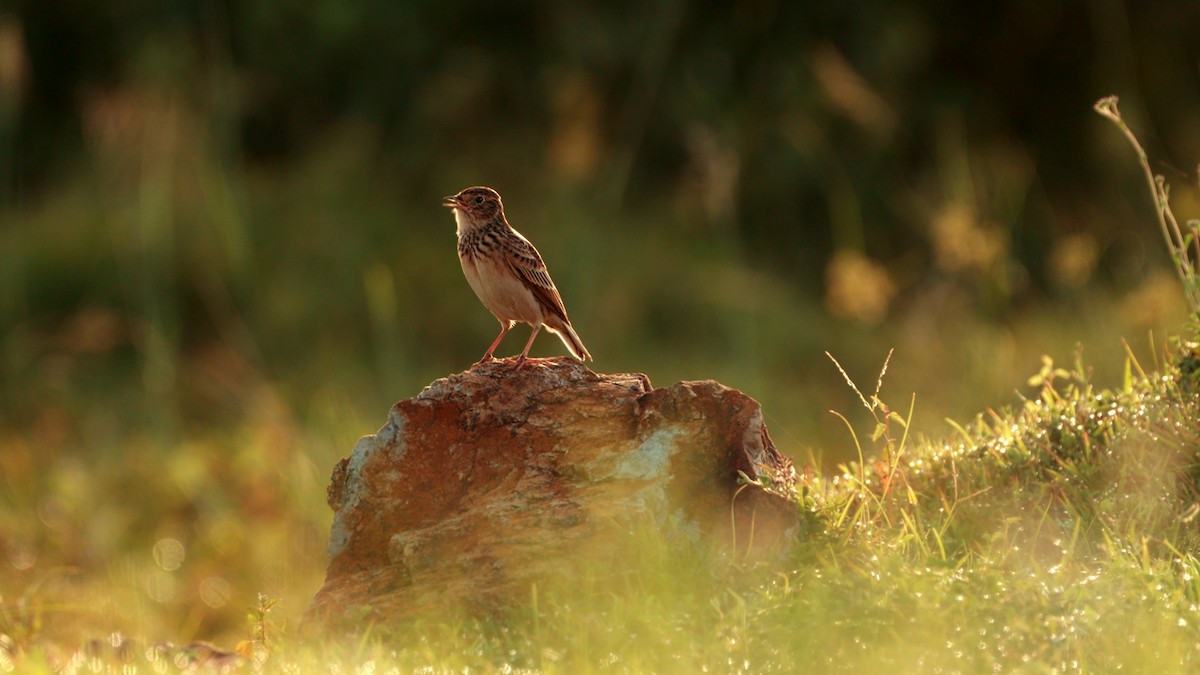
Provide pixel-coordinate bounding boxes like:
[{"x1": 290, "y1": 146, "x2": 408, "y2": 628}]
[{"x1": 304, "y1": 358, "x2": 798, "y2": 628}]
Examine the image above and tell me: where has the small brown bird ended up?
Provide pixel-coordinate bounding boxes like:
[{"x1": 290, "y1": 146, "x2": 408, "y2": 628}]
[{"x1": 443, "y1": 186, "x2": 592, "y2": 368}]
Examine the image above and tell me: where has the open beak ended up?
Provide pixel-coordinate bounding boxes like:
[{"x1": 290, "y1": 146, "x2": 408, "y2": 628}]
[{"x1": 442, "y1": 195, "x2": 461, "y2": 209}]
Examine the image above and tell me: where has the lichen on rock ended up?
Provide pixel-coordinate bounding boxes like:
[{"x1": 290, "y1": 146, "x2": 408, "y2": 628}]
[{"x1": 305, "y1": 358, "x2": 798, "y2": 629}]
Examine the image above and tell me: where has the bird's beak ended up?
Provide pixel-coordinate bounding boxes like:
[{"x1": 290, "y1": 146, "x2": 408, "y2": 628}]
[{"x1": 442, "y1": 195, "x2": 461, "y2": 209}]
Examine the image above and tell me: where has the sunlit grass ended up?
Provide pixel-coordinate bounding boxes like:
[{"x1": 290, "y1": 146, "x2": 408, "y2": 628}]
[
  {"x1": 3, "y1": 338, "x2": 1200, "y2": 672},
  {"x1": 2, "y1": 71, "x2": 1199, "y2": 672}
]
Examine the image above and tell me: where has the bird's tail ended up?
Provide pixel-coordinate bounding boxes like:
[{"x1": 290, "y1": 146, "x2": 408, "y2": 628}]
[{"x1": 548, "y1": 318, "x2": 592, "y2": 362}]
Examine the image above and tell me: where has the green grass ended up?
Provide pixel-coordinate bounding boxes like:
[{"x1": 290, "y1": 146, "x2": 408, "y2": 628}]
[
  {"x1": 3, "y1": 342, "x2": 1200, "y2": 673},
  {"x1": 3, "y1": 86, "x2": 1200, "y2": 672}
]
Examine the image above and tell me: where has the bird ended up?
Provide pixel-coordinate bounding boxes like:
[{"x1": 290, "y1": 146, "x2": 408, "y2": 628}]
[{"x1": 442, "y1": 186, "x2": 592, "y2": 368}]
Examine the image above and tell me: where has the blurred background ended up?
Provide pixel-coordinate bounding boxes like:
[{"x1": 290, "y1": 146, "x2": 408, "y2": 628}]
[{"x1": 1, "y1": 0, "x2": 1198, "y2": 647}]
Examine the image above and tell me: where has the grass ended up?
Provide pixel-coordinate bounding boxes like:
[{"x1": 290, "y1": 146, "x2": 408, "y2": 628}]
[
  {"x1": 3, "y1": 91, "x2": 1200, "y2": 671},
  {"x1": 4, "y1": 342, "x2": 1200, "y2": 673}
]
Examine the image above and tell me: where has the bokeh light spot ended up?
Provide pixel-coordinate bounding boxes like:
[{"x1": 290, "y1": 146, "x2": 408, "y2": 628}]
[
  {"x1": 142, "y1": 569, "x2": 178, "y2": 603},
  {"x1": 199, "y1": 576, "x2": 232, "y2": 608},
  {"x1": 152, "y1": 538, "x2": 185, "y2": 571},
  {"x1": 5, "y1": 539, "x2": 35, "y2": 570}
]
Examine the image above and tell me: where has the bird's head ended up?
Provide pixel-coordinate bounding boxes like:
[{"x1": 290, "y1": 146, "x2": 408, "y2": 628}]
[{"x1": 443, "y1": 186, "x2": 504, "y2": 226}]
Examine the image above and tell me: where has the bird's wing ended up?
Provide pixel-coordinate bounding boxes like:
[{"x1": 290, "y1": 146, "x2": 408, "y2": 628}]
[{"x1": 504, "y1": 232, "x2": 572, "y2": 324}]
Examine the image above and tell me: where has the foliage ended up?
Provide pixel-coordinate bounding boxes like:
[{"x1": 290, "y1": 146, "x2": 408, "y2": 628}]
[
  {"x1": 2, "y1": 3, "x2": 1200, "y2": 673},
  {"x1": 2, "y1": 3, "x2": 1194, "y2": 463},
  {"x1": 1094, "y1": 96, "x2": 1200, "y2": 318},
  {"x1": 2, "y1": 344, "x2": 1200, "y2": 672}
]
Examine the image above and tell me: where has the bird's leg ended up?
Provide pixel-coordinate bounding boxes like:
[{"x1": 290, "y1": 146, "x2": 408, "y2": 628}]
[
  {"x1": 511, "y1": 323, "x2": 543, "y2": 369},
  {"x1": 477, "y1": 321, "x2": 513, "y2": 365}
]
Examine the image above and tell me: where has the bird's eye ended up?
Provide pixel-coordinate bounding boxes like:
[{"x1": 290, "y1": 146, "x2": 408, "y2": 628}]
[{"x1": 473, "y1": 196, "x2": 484, "y2": 205}]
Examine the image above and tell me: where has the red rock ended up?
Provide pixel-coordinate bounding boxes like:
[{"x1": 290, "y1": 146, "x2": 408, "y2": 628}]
[{"x1": 304, "y1": 358, "x2": 797, "y2": 627}]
